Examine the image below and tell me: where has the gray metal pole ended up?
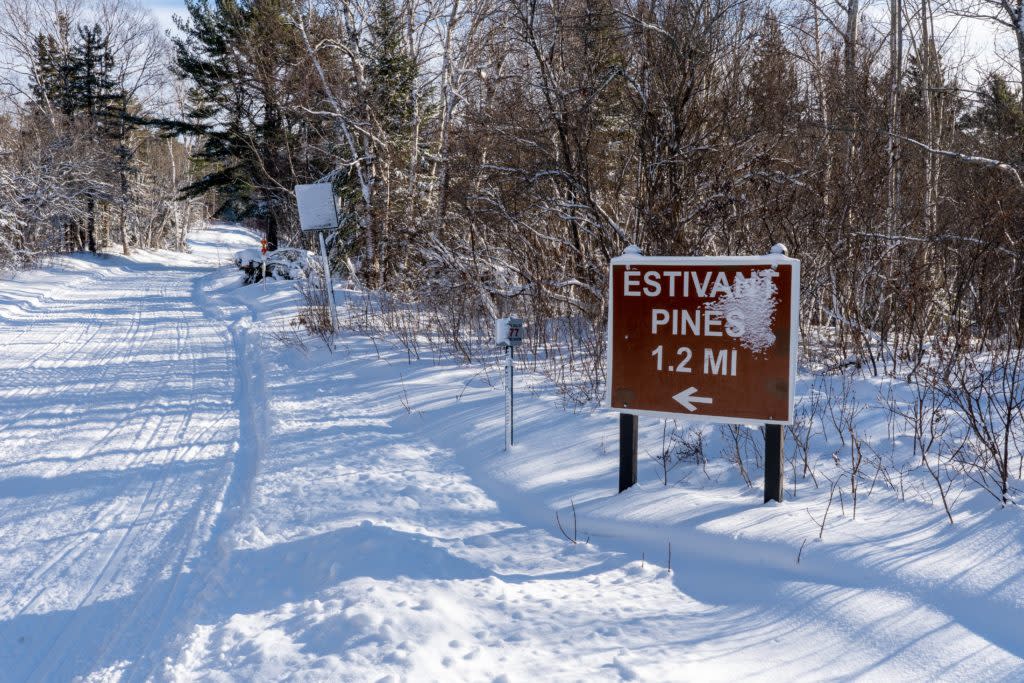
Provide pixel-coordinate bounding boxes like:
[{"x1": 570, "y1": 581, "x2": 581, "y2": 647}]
[
  {"x1": 510, "y1": 346, "x2": 514, "y2": 446},
  {"x1": 318, "y1": 230, "x2": 340, "y2": 331},
  {"x1": 504, "y1": 346, "x2": 513, "y2": 450}
]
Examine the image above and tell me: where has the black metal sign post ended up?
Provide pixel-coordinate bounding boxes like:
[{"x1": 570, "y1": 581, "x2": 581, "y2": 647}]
[
  {"x1": 619, "y1": 413, "x2": 638, "y2": 492},
  {"x1": 762, "y1": 243, "x2": 787, "y2": 504},
  {"x1": 763, "y1": 423, "x2": 784, "y2": 503}
]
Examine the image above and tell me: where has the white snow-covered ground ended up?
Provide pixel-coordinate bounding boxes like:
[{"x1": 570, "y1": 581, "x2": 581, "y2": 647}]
[{"x1": 1, "y1": 224, "x2": 1022, "y2": 682}]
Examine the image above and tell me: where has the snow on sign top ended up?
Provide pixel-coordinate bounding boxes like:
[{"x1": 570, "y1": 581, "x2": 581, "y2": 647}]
[
  {"x1": 295, "y1": 183, "x2": 339, "y2": 231},
  {"x1": 607, "y1": 253, "x2": 800, "y2": 425}
]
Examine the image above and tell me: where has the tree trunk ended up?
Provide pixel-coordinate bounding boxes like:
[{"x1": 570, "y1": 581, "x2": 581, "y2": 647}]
[
  {"x1": 120, "y1": 168, "x2": 130, "y2": 255},
  {"x1": 843, "y1": 0, "x2": 860, "y2": 230},
  {"x1": 886, "y1": 0, "x2": 902, "y2": 237},
  {"x1": 920, "y1": 0, "x2": 936, "y2": 233},
  {"x1": 86, "y1": 196, "x2": 96, "y2": 253}
]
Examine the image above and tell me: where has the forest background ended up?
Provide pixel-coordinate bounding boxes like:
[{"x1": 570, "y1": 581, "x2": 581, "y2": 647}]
[{"x1": 2, "y1": 0, "x2": 1024, "y2": 504}]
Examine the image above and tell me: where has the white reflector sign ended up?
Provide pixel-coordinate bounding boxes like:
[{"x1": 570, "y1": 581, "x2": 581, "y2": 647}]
[{"x1": 295, "y1": 183, "x2": 339, "y2": 231}]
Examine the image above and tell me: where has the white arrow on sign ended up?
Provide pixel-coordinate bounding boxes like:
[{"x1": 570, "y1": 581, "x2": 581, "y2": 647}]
[{"x1": 672, "y1": 387, "x2": 713, "y2": 412}]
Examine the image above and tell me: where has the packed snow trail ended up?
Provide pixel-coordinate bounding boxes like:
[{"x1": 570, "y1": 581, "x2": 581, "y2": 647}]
[
  {"x1": 165, "y1": 232, "x2": 1022, "y2": 681},
  {"x1": 2, "y1": 225, "x2": 1023, "y2": 681},
  {"x1": 0, "y1": 228, "x2": 261, "y2": 681}
]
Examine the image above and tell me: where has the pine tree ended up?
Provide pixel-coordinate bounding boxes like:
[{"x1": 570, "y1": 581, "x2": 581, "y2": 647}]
[
  {"x1": 167, "y1": 0, "x2": 250, "y2": 202},
  {"x1": 29, "y1": 20, "x2": 125, "y2": 253},
  {"x1": 902, "y1": 39, "x2": 961, "y2": 131},
  {"x1": 71, "y1": 23, "x2": 122, "y2": 252},
  {"x1": 959, "y1": 73, "x2": 1024, "y2": 157},
  {"x1": 365, "y1": 0, "x2": 417, "y2": 142},
  {"x1": 161, "y1": 0, "x2": 306, "y2": 250},
  {"x1": 29, "y1": 14, "x2": 76, "y2": 117},
  {"x1": 747, "y1": 11, "x2": 799, "y2": 136},
  {"x1": 71, "y1": 25, "x2": 118, "y2": 126}
]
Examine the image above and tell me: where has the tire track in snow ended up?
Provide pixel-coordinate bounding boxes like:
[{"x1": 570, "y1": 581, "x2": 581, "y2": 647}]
[
  {"x1": 128, "y1": 318, "x2": 269, "y2": 682},
  {"x1": 61, "y1": 271, "x2": 269, "y2": 682},
  {"x1": 7, "y1": 496, "x2": 136, "y2": 619},
  {"x1": 0, "y1": 246, "x2": 255, "y2": 682},
  {"x1": 0, "y1": 283, "x2": 169, "y2": 617},
  {"x1": 0, "y1": 307, "x2": 155, "y2": 617},
  {"x1": 19, "y1": 275, "x2": 202, "y2": 681},
  {"x1": 83, "y1": 301, "x2": 243, "y2": 663},
  {"x1": 70, "y1": 325, "x2": 243, "y2": 681},
  {"x1": 0, "y1": 285, "x2": 148, "y2": 470}
]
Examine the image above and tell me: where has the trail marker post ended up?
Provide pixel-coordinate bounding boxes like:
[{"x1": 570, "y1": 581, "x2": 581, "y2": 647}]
[
  {"x1": 496, "y1": 317, "x2": 523, "y2": 451},
  {"x1": 606, "y1": 246, "x2": 800, "y2": 500},
  {"x1": 294, "y1": 183, "x2": 341, "y2": 331},
  {"x1": 317, "y1": 231, "x2": 339, "y2": 331},
  {"x1": 260, "y1": 238, "x2": 268, "y2": 286}
]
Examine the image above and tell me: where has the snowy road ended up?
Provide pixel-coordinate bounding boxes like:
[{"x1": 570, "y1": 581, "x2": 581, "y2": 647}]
[
  {"x1": 0, "y1": 229, "x2": 259, "y2": 681},
  {"x1": 1, "y1": 226, "x2": 1022, "y2": 682}
]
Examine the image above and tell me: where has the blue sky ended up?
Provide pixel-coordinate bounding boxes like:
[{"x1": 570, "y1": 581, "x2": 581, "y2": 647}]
[{"x1": 145, "y1": 0, "x2": 186, "y2": 33}]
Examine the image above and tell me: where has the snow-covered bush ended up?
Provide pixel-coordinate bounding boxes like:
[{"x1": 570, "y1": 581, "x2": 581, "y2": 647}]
[{"x1": 234, "y1": 248, "x2": 312, "y2": 284}]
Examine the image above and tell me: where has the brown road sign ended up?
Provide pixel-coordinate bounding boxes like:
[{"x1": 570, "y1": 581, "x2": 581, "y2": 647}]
[{"x1": 607, "y1": 254, "x2": 800, "y2": 424}]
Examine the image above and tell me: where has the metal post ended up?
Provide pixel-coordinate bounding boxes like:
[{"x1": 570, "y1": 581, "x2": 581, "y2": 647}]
[
  {"x1": 504, "y1": 345, "x2": 514, "y2": 450},
  {"x1": 260, "y1": 238, "x2": 267, "y2": 285},
  {"x1": 318, "y1": 230, "x2": 340, "y2": 331},
  {"x1": 764, "y1": 424, "x2": 784, "y2": 503},
  {"x1": 764, "y1": 242, "x2": 788, "y2": 504},
  {"x1": 619, "y1": 413, "x2": 638, "y2": 492}
]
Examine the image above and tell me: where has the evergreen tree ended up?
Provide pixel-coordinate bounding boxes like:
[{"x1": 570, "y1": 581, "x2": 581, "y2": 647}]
[
  {"x1": 71, "y1": 25, "x2": 119, "y2": 126},
  {"x1": 162, "y1": 0, "x2": 306, "y2": 250},
  {"x1": 168, "y1": 0, "x2": 250, "y2": 204},
  {"x1": 902, "y1": 39, "x2": 961, "y2": 132},
  {"x1": 959, "y1": 73, "x2": 1024, "y2": 157},
  {"x1": 29, "y1": 20, "x2": 125, "y2": 253},
  {"x1": 747, "y1": 11, "x2": 800, "y2": 136},
  {"x1": 29, "y1": 14, "x2": 76, "y2": 117},
  {"x1": 365, "y1": 0, "x2": 417, "y2": 142},
  {"x1": 72, "y1": 23, "x2": 122, "y2": 252}
]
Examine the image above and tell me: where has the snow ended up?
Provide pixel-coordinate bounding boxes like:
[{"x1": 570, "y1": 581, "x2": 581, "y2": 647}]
[
  {"x1": 233, "y1": 247, "x2": 312, "y2": 283},
  {"x1": 0, "y1": 226, "x2": 259, "y2": 680},
  {"x1": 0, "y1": 224, "x2": 1022, "y2": 681},
  {"x1": 705, "y1": 269, "x2": 778, "y2": 353}
]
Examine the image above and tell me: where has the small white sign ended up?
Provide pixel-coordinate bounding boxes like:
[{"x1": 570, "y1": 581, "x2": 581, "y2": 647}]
[
  {"x1": 295, "y1": 183, "x2": 339, "y2": 231},
  {"x1": 496, "y1": 317, "x2": 524, "y2": 348}
]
